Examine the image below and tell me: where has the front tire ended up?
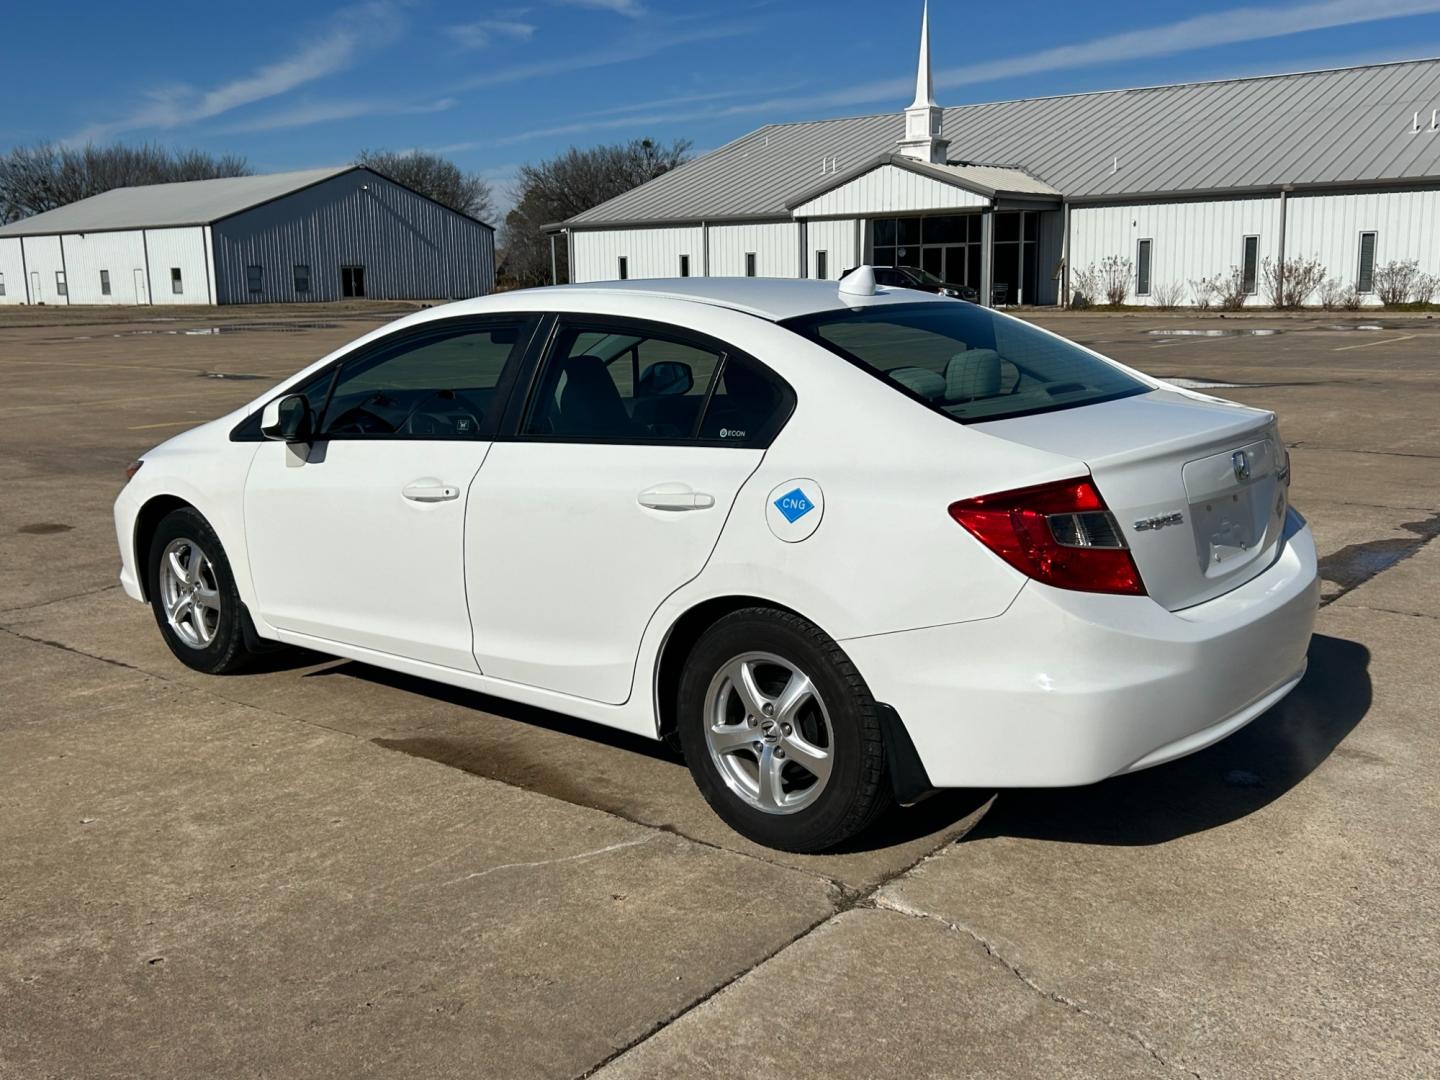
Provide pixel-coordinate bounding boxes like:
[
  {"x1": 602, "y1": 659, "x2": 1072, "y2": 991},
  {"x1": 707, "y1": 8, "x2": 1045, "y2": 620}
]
[
  {"x1": 147, "y1": 507, "x2": 256, "y2": 674},
  {"x1": 677, "y1": 608, "x2": 893, "y2": 852}
]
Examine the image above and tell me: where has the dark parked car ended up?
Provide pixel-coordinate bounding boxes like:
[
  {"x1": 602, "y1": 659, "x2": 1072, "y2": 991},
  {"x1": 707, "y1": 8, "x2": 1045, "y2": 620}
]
[{"x1": 847, "y1": 264, "x2": 979, "y2": 302}]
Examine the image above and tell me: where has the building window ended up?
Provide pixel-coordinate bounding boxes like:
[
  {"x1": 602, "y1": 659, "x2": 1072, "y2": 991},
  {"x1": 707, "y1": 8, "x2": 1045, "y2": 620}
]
[
  {"x1": 55, "y1": 271, "x2": 67, "y2": 297},
  {"x1": 294, "y1": 264, "x2": 311, "y2": 293},
  {"x1": 1241, "y1": 236, "x2": 1259, "y2": 295},
  {"x1": 1, "y1": 272, "x2": 8, "y2": 296},
  {"x1": 617, "y1": 256, "x2": 629, "y2": 280},
  {"x1": 745, "y1": 252, "x2": 757, "y2": 277},
  {"x1": 1136, "y1": 239, "x2": 1152, "y2": 297},
  {"x1": 99, "y1": 269, "x2": 111, "y2": 296},
  {"x1": 815, "y1": 250, "x2": 829, "y2": 280},
  {"x1": 246, "y1": 265, "x2": 263, "y2": 293},
  {"x1": 679, "y1": 254, "x2": 690, "y2": 278},
  {"x1": 1357, "y1": 231, "x2": 1377, "y2": 293},
  {"x1": 168, "y1": 267, "x2": 182, "y2": 295}
]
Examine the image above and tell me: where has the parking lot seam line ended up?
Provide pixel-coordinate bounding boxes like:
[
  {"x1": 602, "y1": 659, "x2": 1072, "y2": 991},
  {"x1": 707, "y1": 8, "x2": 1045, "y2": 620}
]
[
  {"x1": 1332, "y1": 602, "x2": 1440, "y2": 622},
  {"x1": 1295, "y1": 445, "x2": 1440, "y2": 461},
  {"x1": 1334, "y1": 334, "x2": 1417, "y2": 352},
  {"x1": 441, "y1": 836, "x2": 661, "y2": 886},
  {"x1": 580, "y1": 809, "x2": 996, "y2": 1077},
  {"x1": 0, "y1": 584, "x2": 121, "y2": 618},
  {"x1": 873, "y1": 895, "x2": 1204, "y2": 1080},
  {"x1": 576, "y1": 895, "x2": 844, "y2": 1080}
]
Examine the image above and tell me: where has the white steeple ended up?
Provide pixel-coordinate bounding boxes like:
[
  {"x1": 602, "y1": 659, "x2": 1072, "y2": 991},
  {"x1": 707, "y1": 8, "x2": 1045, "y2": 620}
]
[{"x1": 897, "y1": 1, "x2": 950, "y2": 164}]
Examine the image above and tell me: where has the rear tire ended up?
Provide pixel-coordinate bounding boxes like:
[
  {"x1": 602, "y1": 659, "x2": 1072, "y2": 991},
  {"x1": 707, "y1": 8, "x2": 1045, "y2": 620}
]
[
  {"x1": 147, "y1": 507, "x2": 258, "y2": 675},
  {"x1": 677, "y1": 607, "x2": 893, "y2": 852}
]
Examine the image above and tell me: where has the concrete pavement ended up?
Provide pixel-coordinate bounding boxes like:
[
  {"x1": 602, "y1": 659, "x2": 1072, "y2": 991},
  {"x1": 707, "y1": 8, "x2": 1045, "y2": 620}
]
[{"x1": 3, "y1": 304, "x2": 1437, "y2": 1078}]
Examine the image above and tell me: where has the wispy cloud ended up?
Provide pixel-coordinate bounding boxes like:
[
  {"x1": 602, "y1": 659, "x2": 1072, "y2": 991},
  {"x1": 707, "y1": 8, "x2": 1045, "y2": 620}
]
[
  {"x1": 577, "y1": 83, "x2": 801, "y2": 119},
  {"x1": 447, "y1": 19, "x2": 537, "y2": 49},
  {"x1": 554, "y1": 0, "x2": 646, "y2": 16},
  {"x1": 219, "y1": 98, "x2": 458, "y2": 134},
  {"x1": 452, "y1": 19, "x2": 748, "y2": 91},
  {"x1": 703, "y1": 0, "x2": 1440, "y2": 119},
  {"x1": 65, "y1": 1, "x2": 403, "y2": 144}
]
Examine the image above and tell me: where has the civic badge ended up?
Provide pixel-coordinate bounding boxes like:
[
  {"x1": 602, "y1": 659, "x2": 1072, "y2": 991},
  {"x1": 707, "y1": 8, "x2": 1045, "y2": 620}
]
[{"x1": 1231, "y1": 449, "x2": 1251, "y2": 482}]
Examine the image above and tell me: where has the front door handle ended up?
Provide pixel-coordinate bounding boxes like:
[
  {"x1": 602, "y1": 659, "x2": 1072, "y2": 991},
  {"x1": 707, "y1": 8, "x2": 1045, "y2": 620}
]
[
  {"x1": 638, "y1": 484, "x2": 716, "y2": 511},
  {"x1": 402, "y1": 480, "x2": 460, "y2": 503}
]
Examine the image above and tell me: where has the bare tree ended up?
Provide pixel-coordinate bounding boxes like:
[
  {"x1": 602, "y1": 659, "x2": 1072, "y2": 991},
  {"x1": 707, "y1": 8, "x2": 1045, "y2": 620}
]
[
  {"x1": 1100, "y1": 254, "x2": 1132, "y2": 306},
  {"x1": 0, "y1": 142, "x2": 251, "y2": 223},
  {"x1": 1261, "y1": 255, "x2": 1325, "y2": 308},
  {"x1": 1216, "y1": 267, "x2": 1249, "y2": 311},
  {"x1": 1318, "y1": 277, "x2": 1347, "y2": 310},
  {"x1": 1189, "y1": 277, "x2": 1219, "y2": 310},
  {"x1": 501, "y1": 138, "x2": 692, "y2": 287},
  {"x1": 1373, "y1": 259, "x2": 1421, "y2": 306},
  {"x1": 356, "y1": 149, "x2": 494, "y2": 221},
  {"x1": 1412, "y1": 272, "x2": 1439, "y2": 305},
  {"x1": 1152, "y1": 281, "x2": 1185, "y2": 310},
  {"x1": 1068, "y1": 265, "x2": 1102, "y2": 308}
]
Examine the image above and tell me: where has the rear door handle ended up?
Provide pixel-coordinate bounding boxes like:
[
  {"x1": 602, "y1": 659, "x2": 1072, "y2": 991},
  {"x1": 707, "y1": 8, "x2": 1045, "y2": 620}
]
[
  {"x1": 638, "y1": 484, "x2": 716, "y2": 511},
  {"x1": 402, "y1": 481, "x2": 460, "y2": 503}
]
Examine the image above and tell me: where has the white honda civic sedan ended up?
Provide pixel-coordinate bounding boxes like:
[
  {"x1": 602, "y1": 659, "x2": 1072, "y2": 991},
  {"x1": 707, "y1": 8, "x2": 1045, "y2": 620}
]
[{"x1": 114, "y1": 271, "x2": 1318, "y2": 852}]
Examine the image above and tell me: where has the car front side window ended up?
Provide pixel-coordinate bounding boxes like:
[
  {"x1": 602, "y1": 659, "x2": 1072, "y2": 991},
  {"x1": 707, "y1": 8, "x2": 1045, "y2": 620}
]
[{"x1": 317, "y1": 320, "x2": 533, "y2": 439}]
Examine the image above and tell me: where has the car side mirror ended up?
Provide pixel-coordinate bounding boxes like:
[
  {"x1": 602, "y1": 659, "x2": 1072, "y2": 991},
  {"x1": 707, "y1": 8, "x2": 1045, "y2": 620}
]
[
  {"x1": 260, "y1": 394, "x2": 314, "y2": 442},
  {"x1": 637, "y1": 360, "x2": 693, "y2": 397}
]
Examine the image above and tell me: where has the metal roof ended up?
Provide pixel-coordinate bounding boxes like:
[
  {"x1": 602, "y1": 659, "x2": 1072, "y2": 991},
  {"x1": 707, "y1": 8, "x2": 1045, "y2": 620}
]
[
  {"x1": 566, "y1": 58, "x2": 1440, "y2": 227},
  {"x1": 786, "y1": 154, "x2": 1060, "y2": 211},
  {"x1": 0, "y1": 166, "x2": 356, "y2": 237}
]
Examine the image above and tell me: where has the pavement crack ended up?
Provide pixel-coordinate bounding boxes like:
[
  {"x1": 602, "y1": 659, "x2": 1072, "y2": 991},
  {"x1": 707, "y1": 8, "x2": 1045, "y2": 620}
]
[
  {"x1": 0, "y1": 624, "x2": 153, "y2": 675},
  {"x1": 441, "y1": 837, "x2": 660, "y2": 886},
  {"x1": 873, "y1": 895, "x2": 1203, "y2": 1080}
]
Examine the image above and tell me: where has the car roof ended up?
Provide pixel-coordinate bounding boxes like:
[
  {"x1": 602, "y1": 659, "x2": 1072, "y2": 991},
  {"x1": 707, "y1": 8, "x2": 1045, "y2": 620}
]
[{"x1": 478, "y1": 277, "x2": 951, "y2": 322}]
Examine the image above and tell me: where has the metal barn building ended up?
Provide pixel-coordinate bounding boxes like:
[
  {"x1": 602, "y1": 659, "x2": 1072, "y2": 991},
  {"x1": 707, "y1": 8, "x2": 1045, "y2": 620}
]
[
  {"x1": 0, "y1": 166, "x2": 495, "y2": 306},
  {"x1": 554, "y1": 6, "x2": 1440, "y2": 308}
]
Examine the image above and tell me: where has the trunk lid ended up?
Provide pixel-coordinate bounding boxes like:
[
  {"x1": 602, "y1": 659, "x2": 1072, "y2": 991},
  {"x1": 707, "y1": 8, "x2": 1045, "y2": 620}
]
[{"x1": 973, "y1": 389, "x2": 1287, "y2": 610}]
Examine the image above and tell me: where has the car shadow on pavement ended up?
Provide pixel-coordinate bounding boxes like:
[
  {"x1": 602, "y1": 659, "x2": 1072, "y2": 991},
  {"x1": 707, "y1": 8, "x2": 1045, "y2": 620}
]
[{"x1": 966, "y1": 633, "x2": 1371, "y2": 846}]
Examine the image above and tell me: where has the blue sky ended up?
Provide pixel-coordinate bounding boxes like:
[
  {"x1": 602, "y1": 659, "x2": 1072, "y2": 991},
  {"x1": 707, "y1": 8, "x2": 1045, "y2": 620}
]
[{"x1": 6, "y1": 0, "x2": 1440, "y2": 215}]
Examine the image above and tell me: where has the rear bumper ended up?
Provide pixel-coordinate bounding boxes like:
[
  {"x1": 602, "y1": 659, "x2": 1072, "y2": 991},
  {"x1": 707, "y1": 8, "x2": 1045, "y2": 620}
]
[{"x1": 842, "y1": 510, "x2": 1319, "y2": 788}]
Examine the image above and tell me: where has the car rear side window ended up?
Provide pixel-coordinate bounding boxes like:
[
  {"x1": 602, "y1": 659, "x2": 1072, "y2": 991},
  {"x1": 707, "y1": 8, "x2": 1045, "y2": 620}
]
[
  {"x1": 782, "y1": 301, "x2": 1147, "y2": 423},
  {"x1": 522, "y1": 319, "x2": 794, "y2": 446}
]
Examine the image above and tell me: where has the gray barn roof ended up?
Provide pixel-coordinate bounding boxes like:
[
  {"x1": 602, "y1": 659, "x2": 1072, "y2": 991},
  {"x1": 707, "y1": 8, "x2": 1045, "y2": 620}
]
[
  {"x1": 0, "y1": 166, "x2": 355, "y2": 237},
  {"x1": 567, "y1": 58, "x2": 1440, "y2": 227}
]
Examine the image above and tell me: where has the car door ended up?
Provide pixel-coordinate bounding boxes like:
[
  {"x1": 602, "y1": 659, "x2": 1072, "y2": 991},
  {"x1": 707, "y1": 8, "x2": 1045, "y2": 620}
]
[
  {"x1": 243, "y1": 315, "x2": 537, "y2": 670},
  {"x1": 465, "y1": 315, "x2": 794, "y2": 704}
]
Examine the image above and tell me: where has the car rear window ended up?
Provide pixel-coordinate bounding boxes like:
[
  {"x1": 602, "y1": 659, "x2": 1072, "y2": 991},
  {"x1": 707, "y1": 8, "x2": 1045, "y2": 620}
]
[{"x1": 781, "y1": 301, "x2": 1148, "y2": 423}]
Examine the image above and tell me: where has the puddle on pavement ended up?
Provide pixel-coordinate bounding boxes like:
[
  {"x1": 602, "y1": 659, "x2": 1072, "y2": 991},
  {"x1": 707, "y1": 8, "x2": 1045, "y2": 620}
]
[
  {"x1": 1145, "y1": 328, "x2": 1283, "y2": 337},
  {"x1": 1317, "y1": 512, "x2": 1440, "y2": 601},
  {"x1": 44, "y1": 322, "x2": 343, "y2": 342},
  {"x1": 16, "y1": 522, "x2": 74, "y2": 535}
]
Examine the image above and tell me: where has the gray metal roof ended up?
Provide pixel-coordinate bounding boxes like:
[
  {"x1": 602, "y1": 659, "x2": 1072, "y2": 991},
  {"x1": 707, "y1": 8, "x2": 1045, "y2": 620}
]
[
  {"x1": 0, "y1": 166, "x2": 355, "y2": 237},
  {"x1": 785, "y1": 154, "x2": 1060, "y2": 210},
  {"x1": 567, "y1": 58, "x2": 1440, "y2": 227}
]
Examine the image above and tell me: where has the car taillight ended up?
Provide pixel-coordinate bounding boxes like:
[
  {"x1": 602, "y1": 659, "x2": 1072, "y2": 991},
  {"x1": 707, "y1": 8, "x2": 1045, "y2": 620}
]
[{"x1": 947, "y1": 477, "x2": 1145, "y2": 596}]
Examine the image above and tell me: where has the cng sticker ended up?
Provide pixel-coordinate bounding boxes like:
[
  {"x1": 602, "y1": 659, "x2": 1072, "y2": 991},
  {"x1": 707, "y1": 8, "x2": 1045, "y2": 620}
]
[{"x1": 766, "y1": 479, "x2": 824, "y2": 542}]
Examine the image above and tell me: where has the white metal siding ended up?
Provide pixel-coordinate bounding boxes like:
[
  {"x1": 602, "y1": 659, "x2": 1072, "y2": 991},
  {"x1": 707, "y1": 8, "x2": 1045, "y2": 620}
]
[
  {"x1": 211, "y1": 170, "x2": 493, "y2": 303},
  {"x1": 0, "y1": 238, "x2": 26, "y2": 304},
  {"x1": 805, "y1": 219, "x2": 859, "y2": 279},
  {"x1": 792, "y1": 165, "x2": 988, "y2": 218},
  {"x1": 708, "y1": 222, "x2": 799, "y2": 277},
  {"x1": 571, "y1": 226, "x2": 703, "y2": 282},
  {"x1": 57, "y1": 231, "x2": 150, "y2": 305},
  {"x1": 141, "y1": 227, "x2": 212, "y2": 306},
  {"x1": 20, "y1": 235, "x2": 65, "y2": 305},
  {"x1": 1070, "y1": 197, "x2": 1281, "y2": 306},
  {"x1": 1035, "y1": 210, "x2": 1064, "y2": 306},
  {"x1": 1286, "y1": 189, "x2": 1440, "y2": 302}
]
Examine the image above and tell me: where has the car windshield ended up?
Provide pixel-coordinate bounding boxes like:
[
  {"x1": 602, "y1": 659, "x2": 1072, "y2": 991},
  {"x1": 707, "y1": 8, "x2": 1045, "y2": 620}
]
[{"x1": 781, "y1": 301, "x2": 1149, "y2": 423}]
